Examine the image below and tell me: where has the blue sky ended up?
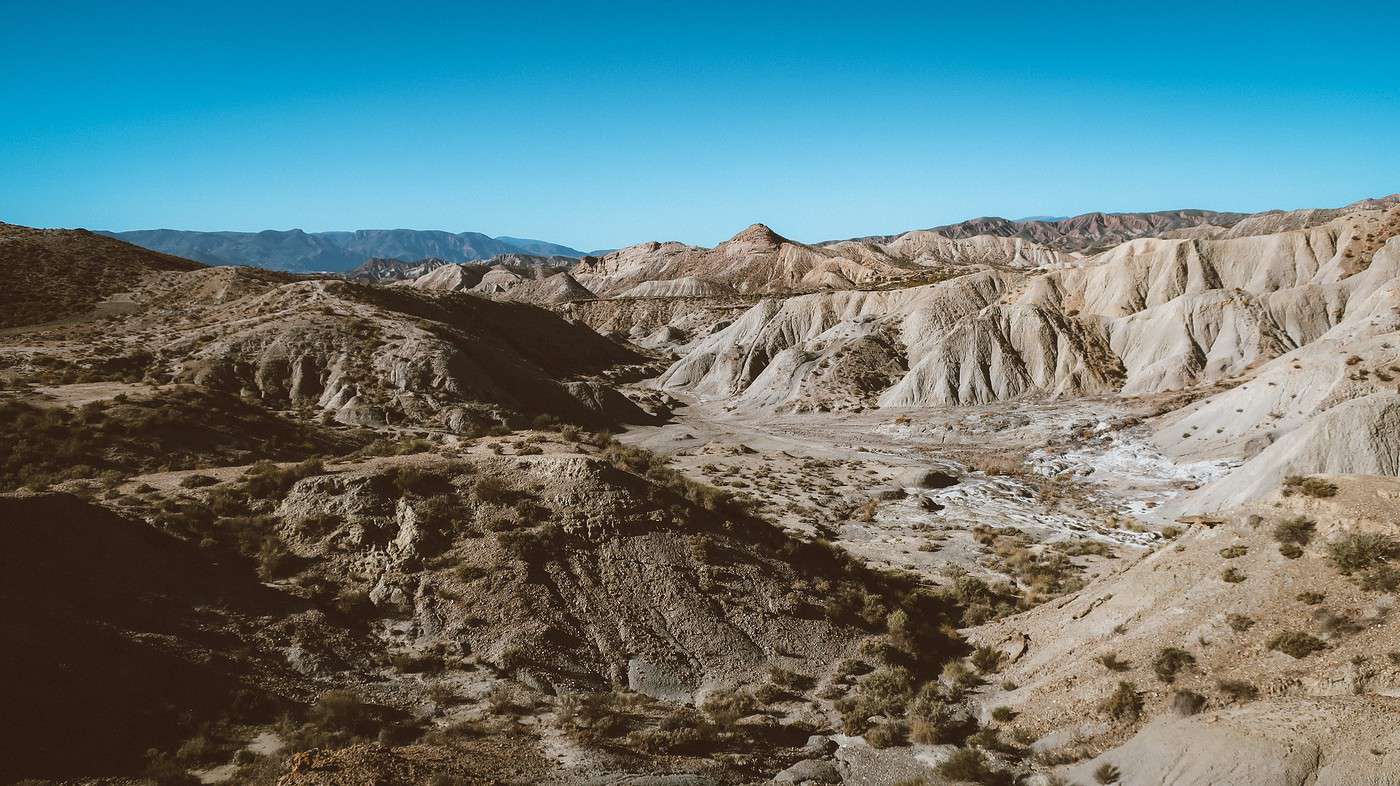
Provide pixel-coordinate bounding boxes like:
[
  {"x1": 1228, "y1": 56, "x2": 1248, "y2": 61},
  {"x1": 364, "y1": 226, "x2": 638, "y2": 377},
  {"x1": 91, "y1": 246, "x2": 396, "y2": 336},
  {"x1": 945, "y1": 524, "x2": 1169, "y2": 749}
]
[{"x1": 3, "y1": 1, "x2": 1398, "y2": 250}]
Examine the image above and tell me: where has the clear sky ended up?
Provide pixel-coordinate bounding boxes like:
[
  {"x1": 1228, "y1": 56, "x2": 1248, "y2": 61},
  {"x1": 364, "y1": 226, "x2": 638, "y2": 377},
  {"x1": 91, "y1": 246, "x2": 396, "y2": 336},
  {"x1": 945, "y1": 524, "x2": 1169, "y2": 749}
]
[{"x1": 3, "y1": 1, "x2": 1398, "y2": 251}]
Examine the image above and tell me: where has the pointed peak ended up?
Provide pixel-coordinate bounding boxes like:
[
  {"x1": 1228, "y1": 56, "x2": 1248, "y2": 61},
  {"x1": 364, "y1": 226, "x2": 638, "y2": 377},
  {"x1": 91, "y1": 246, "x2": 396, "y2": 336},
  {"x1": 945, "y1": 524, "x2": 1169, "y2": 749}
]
[{"x1": 727, "y1": 223, "x2": 789, "y2": 246}]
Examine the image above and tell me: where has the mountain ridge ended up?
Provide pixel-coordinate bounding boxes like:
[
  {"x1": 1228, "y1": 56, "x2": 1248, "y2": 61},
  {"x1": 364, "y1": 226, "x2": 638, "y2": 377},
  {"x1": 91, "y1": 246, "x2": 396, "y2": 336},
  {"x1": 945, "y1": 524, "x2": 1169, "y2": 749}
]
[{"x1": 97, "y1": 227, "x2": 585, "y2": 272}]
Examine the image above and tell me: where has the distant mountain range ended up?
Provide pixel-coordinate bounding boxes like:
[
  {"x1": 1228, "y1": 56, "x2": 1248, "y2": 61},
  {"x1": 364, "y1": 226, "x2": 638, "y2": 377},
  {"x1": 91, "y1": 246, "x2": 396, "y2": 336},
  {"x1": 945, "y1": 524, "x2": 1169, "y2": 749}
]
[{"x1": 96, "y1": 228, "x2": 584, "y2": 272}]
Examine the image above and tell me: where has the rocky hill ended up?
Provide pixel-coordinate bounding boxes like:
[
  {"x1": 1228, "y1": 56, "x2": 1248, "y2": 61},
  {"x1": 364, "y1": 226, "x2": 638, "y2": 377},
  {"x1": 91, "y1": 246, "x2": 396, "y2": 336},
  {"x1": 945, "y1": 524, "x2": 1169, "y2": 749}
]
[{"x1": 0, "y1": 222, "x2": 203, "y2": 327}]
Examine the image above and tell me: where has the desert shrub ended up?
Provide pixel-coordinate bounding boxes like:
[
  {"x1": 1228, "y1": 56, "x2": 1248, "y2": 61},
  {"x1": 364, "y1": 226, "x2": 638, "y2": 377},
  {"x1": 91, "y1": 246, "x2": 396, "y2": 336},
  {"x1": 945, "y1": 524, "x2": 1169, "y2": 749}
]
[
  {"x1": 836, "y1": 666, "x2": 913, "y2": 733},
  {"x1": 768, "y1": 666, "x2": 816, "y2": 692},
  {"x1": 1226, "y1": 613, "x2": 1255, "y2": 632},
  {"x1": 1055, "y1": 538, "x2": 1113, "y2": 557},
  {"x1": 0, "y1": 392, "x2": 336, "y2": 491},
  {"x1": 1279, "y1": 543, "x2": 1304, "y2": 559},
  {"x1": 1170, "y1": 690, "x2": 1207, "y2": 716},
  {"x1": 970, "y1": 645, "x2": 1004, "y2": 673},
  {"x1": 256, "y1": 537, "x2": 298, "y2": 579},
  {"x1": 687, "y1": 533, "x2": 722, "y2": 564},
  {"x1": 356, "y1": 436, "x2": 433, "y2": 457},
  {"x1": 990, "y1": 706, "x2": 1014, "y2": 722},
  {"x1": 906, "y1": 683, "x2": 962, "y2": 744},
  {"x1": 1326, "y1": 532, "x2": 1400, "y2": 575},
  {"x1": 496, "y1": 522, "x2": 568, "y2": 563},
  {"x1": 940, "y1": 660, "x2": 982, "y2": 694},
  {"x1": 627, "y1": 707, "x2": 719, "y2": 754},
  {"x1": 1296, "y1": 591, "x2": 1325, "y2": 605},
  {"x1": 1100, "y1": 681, "x2": 1142, "y2": 721},
  {"x1": 949, "y1": 574, "x2": 1020, "y2": 626},
  {"x1": 143, "y1": 750, "x2": 202, "y2": 786},
  {"x1": 390, "y1": 650, "x2": 445, "y2": 674},
  {"x1": 1216, "y1": 678, "x2": 1259, "y2": 702},
  {"x1": 1218, "y1": 544, "x2": 1248, "y2": 559},
  {"x1": 1360, "y1": 565, "x2": 1400, "y2": 592},
  {"x1": 387, "y1": 466, "x2": 444, "y2": 495},
  {"x1": 1267, "y1": 630, "x2": 1327, "y2": 658},
  {"x1": 1094, "y1": 763, "x2": 1123, "y2": 784},
  {"x1": 936, "y1": 747, "x2": 1009, "y2": 785},
  {"x1": 1273, "y1": 516, "x2": 1316, "y2": 545},
  {"x1": 1221, "y1": 567, "x2": 1247, "y2": 583},
  {"x1": 700, "y1": 689, "x2": 757, "y2": 727},
  {"x1": 179, "y1": 473, "x2": 218, "y2": 489},
  {"x1": 752, "y1": 682, "x2": 787, "y2": 705},
  {"x1": 305, "y1": 690, "x2": 394, "y2": 744},
  {"x1": 244, "y1": 458, "x2": 324, "y2": 500},
  {"x1": 416, "y1": 493, "x2": 469, "y2": 533},
  {"x1": 1282, "y1": 475, "x2": 1338, "y2": 498},
  {"x1": 1096, "y1": 652, "x2": 1131, "y2": 672},
  {"x1": 471, "y1": 475, "x2": 512, "y2": 504},
  {"x1": 1153, "y1": 647, "x2": 1196, "y2": 683},
  {"x1": 555, "y1": 692, "x2": 632, "y2": 743},
  {"x1": 866, "y1": 721, "x2": 906, "y2": 748}
]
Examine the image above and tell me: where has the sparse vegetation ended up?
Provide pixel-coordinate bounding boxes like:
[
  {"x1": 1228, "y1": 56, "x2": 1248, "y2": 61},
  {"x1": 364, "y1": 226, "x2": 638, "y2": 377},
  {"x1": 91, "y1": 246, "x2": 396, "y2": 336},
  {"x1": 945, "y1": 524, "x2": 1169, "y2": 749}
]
[
  {"x1": 1221, "y1": 566, "x2": 1247, "y2": 583},
  {"x1": 1216, "y1": 678, "x2": 1259, "y2": 702},
  {"x1": 1152, "y1": 647, "x2": 1196, "y2": 683},
  {"x1": 1170, "y1": 689, "x2": 1207, "y2": 715},
  {"x1": 1267, "y1": 630, "x2": 1328, "y2": 658},
  {"x1": 1094, "y1": 763, "x2": 1123, "y2": 784},
  {"x1": 1100, "y1": 681, "x2": 1142, "y2": 721},
  {"x1": 1282, "y1": 475, "x2": 1338, "y2": 498},
  {"x1": 937, "y1": 747, "x2": 1010, "y2": 785},
  {"x1": 1274, "y1": 516, "x2": 1316, "y2": 546},
  {"x1": 1096, "y1": 652, "x2": 1131, "y2": 672},
  {"x1": 1226, "y1": 613, "x2": 1255, "y2": 632},
  {"x1": 1326, "y1": 532, "x2": 1400, "y2": 579}
]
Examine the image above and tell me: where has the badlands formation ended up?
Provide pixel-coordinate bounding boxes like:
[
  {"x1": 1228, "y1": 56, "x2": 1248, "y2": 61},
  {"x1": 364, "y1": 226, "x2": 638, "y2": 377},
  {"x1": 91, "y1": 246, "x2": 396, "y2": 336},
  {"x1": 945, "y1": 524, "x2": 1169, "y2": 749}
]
[{"x1": 2, "y1": 196, "x2": 1400, "y2": 786}]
